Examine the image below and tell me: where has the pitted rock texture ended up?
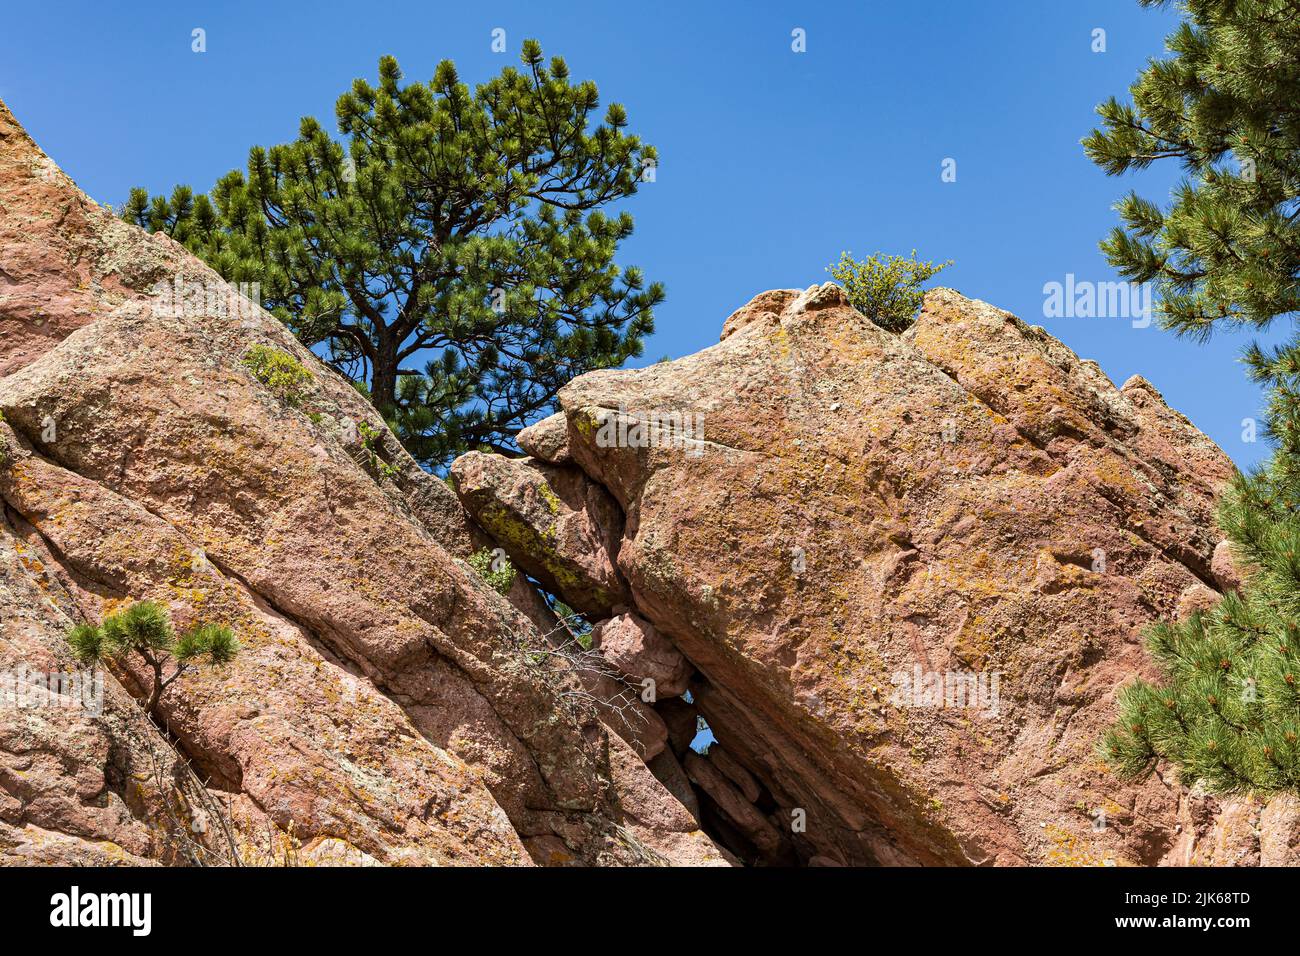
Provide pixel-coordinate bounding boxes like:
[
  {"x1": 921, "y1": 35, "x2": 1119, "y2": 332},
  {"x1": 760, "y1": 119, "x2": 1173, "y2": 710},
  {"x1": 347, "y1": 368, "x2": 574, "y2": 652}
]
[
  {"x1": 455, "y1": 281, "x2": 1248, "y2": 866},
  {"x1": 517, "y1": 412, "x2": 572, "y2": 464},
  {"x1": 0, "y1": 99, "x2": 725, "y2": 867},
  {"x1": 591, "y1": 612, "x2": 693, "y2": 699},
  {"x1": 451, "y1": 451, "x2": 631, "y2": 618}
]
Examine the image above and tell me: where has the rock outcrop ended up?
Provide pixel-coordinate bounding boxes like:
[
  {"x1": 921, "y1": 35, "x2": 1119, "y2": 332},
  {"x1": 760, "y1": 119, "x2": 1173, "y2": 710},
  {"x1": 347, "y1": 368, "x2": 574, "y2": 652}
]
[
  {"x1": 451, "y1": 280, "x2": 1263, "y2": 866},
  {"x1": 450, "y1": 451, "x2": 631, "y2": 617},
  {"x1": 2, "y1": 98, "x2": 1279, "y2": 867},
  {"x1": 0, "y1": 99, "x2": 726, "y2": 866}
]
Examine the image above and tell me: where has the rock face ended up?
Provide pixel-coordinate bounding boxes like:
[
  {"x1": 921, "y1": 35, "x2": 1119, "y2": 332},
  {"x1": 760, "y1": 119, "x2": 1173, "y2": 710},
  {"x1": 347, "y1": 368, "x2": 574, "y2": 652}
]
[
  {"x1": 0, "y1": 100, "x2": 726, "y2": 867},
  {"x1": 517, "y1": 413, "x2": 572, "y2": 464},
  {"x1": 454, "y1": 281, "x2": 1247, "y2": 866},
  {"x1": 0, "y1": 98, "x2": 1264, "y2": 868},
  {"x1": 592, "y1": 613, "x2": 693, "y2": 699},
  {"x1": 450, "y1": 452, "x2": 631, "y2": 617}
]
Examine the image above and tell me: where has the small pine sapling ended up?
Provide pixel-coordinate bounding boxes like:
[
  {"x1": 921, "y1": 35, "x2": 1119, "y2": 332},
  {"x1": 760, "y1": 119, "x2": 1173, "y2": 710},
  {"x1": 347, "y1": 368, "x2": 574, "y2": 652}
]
[{"x1": 68, "y1": 601, "x2": 239, "y2": 719}]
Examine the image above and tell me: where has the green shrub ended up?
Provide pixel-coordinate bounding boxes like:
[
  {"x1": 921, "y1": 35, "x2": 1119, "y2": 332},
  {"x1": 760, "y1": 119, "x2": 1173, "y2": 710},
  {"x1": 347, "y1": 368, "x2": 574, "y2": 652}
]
[
  {"x1": 242, "y1": 345, "x2": 312, "y2": 406},
  {"x1": 356, "y1": 420, "x2": 400, "y2": 481},
  {"x1": 826, "y1": 250, "x2": 952, "y2": 333}
]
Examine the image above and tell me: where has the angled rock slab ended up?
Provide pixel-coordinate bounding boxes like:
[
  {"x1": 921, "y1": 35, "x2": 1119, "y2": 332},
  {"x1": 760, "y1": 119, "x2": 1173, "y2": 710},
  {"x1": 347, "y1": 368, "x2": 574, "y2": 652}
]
[
  {"x1": 450, "y1": 451, "x2": 632, "y2": 618},
  {"x1": 550, "y1": 282, "x2": 1234, "y2": 866}
]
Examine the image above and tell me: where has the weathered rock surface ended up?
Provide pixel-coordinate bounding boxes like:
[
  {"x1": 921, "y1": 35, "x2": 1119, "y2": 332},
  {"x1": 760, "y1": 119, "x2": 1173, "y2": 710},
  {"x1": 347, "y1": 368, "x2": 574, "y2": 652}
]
[
  {"x1": 517, "y1": 412, "x2": 572, "y2": 464},
  {"x1": 591, "y1": 612, "x2": 693, "y2": 699},
  {"x1": 457, "y1": 281, "x2": 1244, "y2": 865},
  {"x1": 451, "y1": 451, "x2": 631, "y2": 617},
  {"x1": 0, "y1": 99, "x2": 725, "y2": 867},
  {"x1": 684, "y1": 750, "x2": 793, "y2": 864},
  {"x1": 1211, "y1": 538, "x2": 1244, "y2": 593}
]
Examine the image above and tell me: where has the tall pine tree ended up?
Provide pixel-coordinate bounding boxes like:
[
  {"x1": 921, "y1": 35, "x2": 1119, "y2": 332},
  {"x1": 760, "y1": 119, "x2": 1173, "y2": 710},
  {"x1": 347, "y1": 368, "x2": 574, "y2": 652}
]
[
  {"x1": 1089, "y1": 0, "x2": 1300, "y2": 792},
  {"x1": 124, "y1": 41, "x2": 661, "y2": 468},
  {"x1": 1082, "y1": 0, "x2": 1300, "y2": 337}
]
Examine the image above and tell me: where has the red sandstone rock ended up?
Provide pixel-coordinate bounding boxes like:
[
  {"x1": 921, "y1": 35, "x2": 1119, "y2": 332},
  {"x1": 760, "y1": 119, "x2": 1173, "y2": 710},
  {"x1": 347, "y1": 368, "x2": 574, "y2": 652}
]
[
  {"x1": 462, "y1": 281, "x2": 1240, "y2": 865},
  {"x1": 591, "y1": 612, "x2": 693, "y2": 699},
  {"x1": 517, "y1": 412, "x2": 572, "y2": 464},
  {"x1": 684, "y1": 751, "x2": 793, "y2": 865},
  {"x1": 0, "y1": 99, "x2": 724, "y2": 867},
  {"x1": 1211, "y1": 539, "x2": 1245, "y2": 592},
  {"x1": 450, "y1": 452, "x2": 631, "y2": 617},
  {"x1": 1, "y1": 92, "x2": 1265, "y2": 868}
]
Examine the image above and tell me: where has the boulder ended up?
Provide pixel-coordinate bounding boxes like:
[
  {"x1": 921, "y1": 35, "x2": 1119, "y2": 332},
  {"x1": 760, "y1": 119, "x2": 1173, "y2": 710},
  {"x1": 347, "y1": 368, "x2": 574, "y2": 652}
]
[
  {"x1": 708, "y1": 746, "x2": 762, "y2": 804},
  {"x1": 591, "y1": 612, "x2": 693, "y2": 699},
  {"x1": 517, "y1": 412, "x2": 572, "y2": 464},
  {"x1": 450, "y1": 452, "x2": 631, "y2": 617},
  {"x1": 2, "y1": 92, "x2": 1261, "y2": 868},
  {"x1": 684, "y1": 751, "x2": 794, "y2": 865},
  {"x1": 1259, "y1": 795, "x2": 1300, "y2": 866},
  {"x1": 508, "y1": 281, "x2": 1238, "y2": 865},
  {"x1": 1211, "y1": 539, "x2": 1245, "y2": 592}
]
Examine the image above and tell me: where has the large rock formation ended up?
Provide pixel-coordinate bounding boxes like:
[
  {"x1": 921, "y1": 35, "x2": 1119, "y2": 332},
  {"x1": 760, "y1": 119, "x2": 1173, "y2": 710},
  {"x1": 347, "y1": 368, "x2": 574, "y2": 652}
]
[
  {"x1": 3, "y1": 97, "x2": 1289, "y2": 867},
  {"x1": 0, "y1": 100, "x2": 726, "y2": 866},
  {"x1": 450, "y1": 281, "x2": 1295, "y2": 866}
]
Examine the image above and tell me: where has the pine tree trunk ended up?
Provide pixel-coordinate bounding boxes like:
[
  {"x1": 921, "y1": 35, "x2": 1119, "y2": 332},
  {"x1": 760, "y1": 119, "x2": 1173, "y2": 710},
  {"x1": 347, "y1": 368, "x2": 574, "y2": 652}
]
[
  {"x1": 147, "y1": 660, "x2": 164, "y2": 718},
  {"x1": 371, "y1": 334, "x2": 399, "y2": 414}
]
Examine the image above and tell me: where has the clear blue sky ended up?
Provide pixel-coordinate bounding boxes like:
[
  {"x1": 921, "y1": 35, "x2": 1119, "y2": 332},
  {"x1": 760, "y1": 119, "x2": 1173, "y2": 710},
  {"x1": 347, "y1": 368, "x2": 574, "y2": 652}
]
[{"x1": 0, "y1": 0, "x2": 1284, "y2": 468}]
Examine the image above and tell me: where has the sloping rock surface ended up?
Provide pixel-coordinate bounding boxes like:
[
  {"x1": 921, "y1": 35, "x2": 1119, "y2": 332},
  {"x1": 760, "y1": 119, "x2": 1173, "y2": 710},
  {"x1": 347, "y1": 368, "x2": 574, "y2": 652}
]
[
  {"x1": 0, "y1": 100, "x2": 725, "y2": 867},
  {"x1": 454, "y1": 280, "x2": 1260, "y2": 865}
]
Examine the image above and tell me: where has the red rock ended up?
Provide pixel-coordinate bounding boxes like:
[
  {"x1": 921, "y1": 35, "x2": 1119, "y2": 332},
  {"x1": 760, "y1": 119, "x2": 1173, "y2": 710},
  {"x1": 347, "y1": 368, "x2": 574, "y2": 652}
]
[
  {"x1": 450, "y1": 452, "x2": 631, "y2": 617},
  {"x1": 1211, "y1": 539, "x2": 1245, "y2": 592},
  {"x1": 0, "y1": 98, "x2": 725, "y2": 867},
  {"x1": 469, "y1": 281, "x2": 1240, "y2": 865},
  {"x1": 708, "y1": 746, "x2": 762, "y2": 804},
  {"x1": 592, "y1": 612, "x2": 693, "y2": 699},
  {"x1": 517, "y1": 412, "x2": 572, "y2": 464},
  {"x1": 1259, "y1": 795, "x2": 1300, "y2": 866},
  {"x1": 684, "y1": 751, "x2": 793, "y2": 865}
]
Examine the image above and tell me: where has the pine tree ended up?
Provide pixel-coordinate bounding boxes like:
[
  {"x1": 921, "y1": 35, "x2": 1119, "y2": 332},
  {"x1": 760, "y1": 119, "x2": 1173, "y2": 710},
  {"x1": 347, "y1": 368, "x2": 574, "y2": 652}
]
[
  {"x1": 1093, "y1": 0, "x2": 1300, "y2": 793},
  {"x1": 1082, "y1": 0, "x2": 1300, "y2": 339},
  {"x1": 68, "y1": 601, "x2": 239, "y2": 719},
  {"x1": 124, "y1": 41, "x2": 661, "y2": 468},
  {"x1": 1102, "y1": 431, "x2": 1300, "y2": 793}
]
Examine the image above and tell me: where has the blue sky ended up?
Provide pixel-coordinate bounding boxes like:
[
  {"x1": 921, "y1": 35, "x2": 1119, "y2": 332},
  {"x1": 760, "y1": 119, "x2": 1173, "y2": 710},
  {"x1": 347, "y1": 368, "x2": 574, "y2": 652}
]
[{"x1": 0, "y1": 0, "x2": 1284, "y2": 468}]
